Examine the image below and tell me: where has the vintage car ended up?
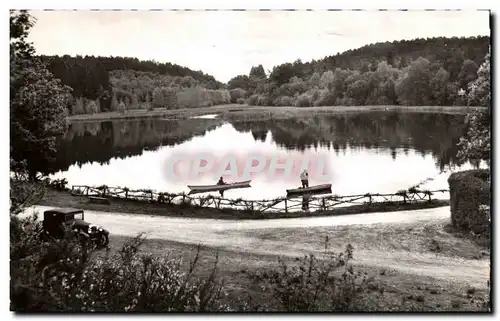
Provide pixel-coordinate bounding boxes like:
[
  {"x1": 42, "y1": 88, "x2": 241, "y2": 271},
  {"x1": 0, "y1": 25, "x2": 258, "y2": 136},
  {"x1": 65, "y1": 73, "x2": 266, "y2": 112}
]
[{"x1": 42, "y1": 208, "x2": 109, "y2": 248}]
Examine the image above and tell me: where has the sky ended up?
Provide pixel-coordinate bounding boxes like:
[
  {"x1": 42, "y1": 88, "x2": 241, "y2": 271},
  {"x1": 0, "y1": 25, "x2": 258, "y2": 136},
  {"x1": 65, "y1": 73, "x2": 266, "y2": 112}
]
[{"x1": 27, "y1": 10, "x2": 490, "y2": 83}]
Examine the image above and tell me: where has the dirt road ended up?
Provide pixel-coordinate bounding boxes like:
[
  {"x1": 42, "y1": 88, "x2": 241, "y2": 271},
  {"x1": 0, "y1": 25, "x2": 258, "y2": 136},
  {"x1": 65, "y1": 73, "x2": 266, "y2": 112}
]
[{"x1": 26, "y1": 205, "x2": 490, "y2": 288}]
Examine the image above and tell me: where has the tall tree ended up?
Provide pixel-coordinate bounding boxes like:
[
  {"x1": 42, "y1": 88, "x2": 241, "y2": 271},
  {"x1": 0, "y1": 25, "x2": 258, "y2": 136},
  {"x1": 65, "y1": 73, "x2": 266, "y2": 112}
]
[
  {"x1": 468, "y1": 52, "x2": 490, "y2": 107},
  {"x1": 10, "y1": 10, "x2": 72, "y2": 178},
  {"x1": 395, "y1": 57, "x2": 433, "y2": 105},
  {"x1": 457, "y1": 59, "x2": 479, "y2": 92},
  {"x1": 249, "y1": 64, "x2": 267, "y2": 80},
  {"x1": 430, "y1": 67, "x2": 451, "y2": 105},
  {"x1": 457, "y1": 51, "x2": 491, "y2": 166},
  {"x1": 227, "y1": 75, "x2": 253, "y2": 90}
]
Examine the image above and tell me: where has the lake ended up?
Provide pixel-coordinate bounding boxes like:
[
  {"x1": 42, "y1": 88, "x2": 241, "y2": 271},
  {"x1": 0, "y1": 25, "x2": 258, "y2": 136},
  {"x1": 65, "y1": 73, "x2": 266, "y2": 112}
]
[{"x1": 49, "y1": 111, "x2": 477, "y2": 201}]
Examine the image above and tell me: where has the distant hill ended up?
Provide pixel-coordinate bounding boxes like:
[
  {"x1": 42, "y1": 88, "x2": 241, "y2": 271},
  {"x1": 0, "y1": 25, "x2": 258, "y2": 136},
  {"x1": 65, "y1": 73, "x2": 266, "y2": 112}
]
[
  {"x1": 309, "y1": 36, "x2": 489, "y2": 76},
  {"x1": 38, "y1": 55, "x2": 227, "y2": 114},
  {"x1": 228, "y1": 36, "x2": 490, "y2": 107},
  {"x1": 38, "y1": 35, "x2": 490, "y2": 114}
]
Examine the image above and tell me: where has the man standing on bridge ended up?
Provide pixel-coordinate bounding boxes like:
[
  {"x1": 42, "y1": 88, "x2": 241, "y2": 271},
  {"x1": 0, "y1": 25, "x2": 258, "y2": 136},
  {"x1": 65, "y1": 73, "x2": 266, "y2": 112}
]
[{"x1": 300, "y1": 169, "x2": 309, "y2": 188}]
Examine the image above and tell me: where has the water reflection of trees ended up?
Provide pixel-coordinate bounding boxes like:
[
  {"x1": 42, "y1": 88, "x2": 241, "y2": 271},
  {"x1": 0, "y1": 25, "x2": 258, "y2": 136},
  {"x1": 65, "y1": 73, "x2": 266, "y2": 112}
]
[
  {"x1": 231, "y1": 112, "x2": 467, "y2": 171},
  {"x1": 49, "y1": 118, "x2": 222, "y2": 173},
  {"x1": 50, "y1": 112, "x2": 466, "y2": 174}
]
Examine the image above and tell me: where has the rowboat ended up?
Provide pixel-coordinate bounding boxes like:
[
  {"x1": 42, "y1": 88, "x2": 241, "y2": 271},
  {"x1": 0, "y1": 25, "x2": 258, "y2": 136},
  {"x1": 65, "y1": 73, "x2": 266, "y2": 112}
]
[
  {"x1": 188, "y1": 180, "x2": 252, "y2": 194},
  {"x1": 286, "y1": 184, "x2": 332, "y2": 195}
]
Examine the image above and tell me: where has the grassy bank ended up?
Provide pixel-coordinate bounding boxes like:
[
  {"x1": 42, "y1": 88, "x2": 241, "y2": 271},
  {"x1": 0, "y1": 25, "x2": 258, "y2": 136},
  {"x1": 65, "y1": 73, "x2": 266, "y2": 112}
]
[
  {"x1": 66, "y1": 105, "x2": 483, "y2": 123},
  {"x1": 38, "y1": 188, "x2": 450, "y2": 220},
  {"x1": 104, "y1": 216, "x2": 490, "y2": 311}
]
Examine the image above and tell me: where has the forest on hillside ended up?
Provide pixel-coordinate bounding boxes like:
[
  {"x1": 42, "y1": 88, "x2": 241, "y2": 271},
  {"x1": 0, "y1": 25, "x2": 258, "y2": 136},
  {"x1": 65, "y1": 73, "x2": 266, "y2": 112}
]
[
  {"x1": 227, "y1": 36, "x2": 490, "y2": 107},
  {"x1": 38, "y1": 36, "x2": 490, "y2": 115},
  {"x1": 39, "y1": 55, "x2": 227, "y2": 114}
]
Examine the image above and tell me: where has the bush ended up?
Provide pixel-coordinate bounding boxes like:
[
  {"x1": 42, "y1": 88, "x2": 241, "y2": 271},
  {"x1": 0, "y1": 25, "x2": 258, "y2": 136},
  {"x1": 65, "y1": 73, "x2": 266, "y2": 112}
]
[
  {"x1": 152, "y1": 87, "x2": 164, "y2": 108},
  {"x1": 247, "y1": 94, "x2": 259, "y2": 106},
  {"x1": 274, "y1": 96, "x2": 294, "y2": 106},
  {"x1": 110, "y1": 94, "x2": 119, "y2": 112},
  {"x1": 9, "y1": 161, "x2": 45, "y2": 214},
  {"x1": 219, "y1": 89, "x2": 231, "y2": 105},
  {"x1": 256, "y1": 95, "x2": 269, "y2": 106},
  {"x1": 295, "y1": 94, "x2": 311, "y2": 107},
  {"x1": 85, "y1": 100, "x2": 99, "y2": 114},
  {"x1": 117, "y1": 101, "x2": 126, "y2": 114},
  {"x1": 448, "y1": 169, "x2": 490, "y2": 234},
  {"x1": 10, "y1": 216, "x2": 227, "y2": 312},
  {"x1": 206, "y1": 89, "x2": 231, "y2": 106},
  {"x1": 457, "y1": 109, "x2": 490, "y2": 166},
  {"x1": 177, "y1": 87, "x2": 208, "y2": 109},
  {"x1": 236, "y1": 98, "x2": 245, "y2": 104},
  {"x1": 337, "y1": 97, "x2": 357, "y2": 106},
  {"x1": 246, "y1": 244, "x2": 370, "y2": 311},
  {"x1": 310, "y1": 89, "x2": 320, "y2": 103},
  {"x1": 130, "y1": 94, "x2": 139, "y2": 109},
  {"x1": 10, "y1": 175, "x2": 390, "y2": 312},
  {"x1": 230, "y1": 88, "x2": 246, "y2": 103},
  {"x1": 161, "y1": 87, "x2": 179, "y2": 109},
  {"x1": 72, "y1": 98, "x2": 85, "y2": 115},
  {"x1": 313, "y1": 90, "x2": 337, "y2": 106},
  {"x1": 114, "y1": 90, "x2": 134, "y2": 105}
]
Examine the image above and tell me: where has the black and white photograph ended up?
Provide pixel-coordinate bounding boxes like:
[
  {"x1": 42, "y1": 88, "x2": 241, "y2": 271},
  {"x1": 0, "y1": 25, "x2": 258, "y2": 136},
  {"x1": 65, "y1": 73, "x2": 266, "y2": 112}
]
[{"x1": 9, "y1": 6, "x2": 491, "y2": 313}]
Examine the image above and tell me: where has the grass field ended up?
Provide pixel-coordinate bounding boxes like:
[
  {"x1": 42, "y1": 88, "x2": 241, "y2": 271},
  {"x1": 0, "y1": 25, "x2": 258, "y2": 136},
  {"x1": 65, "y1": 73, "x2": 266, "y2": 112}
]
[{"x1": 66, "y1": 105, "x2": 483, "y2": 123}]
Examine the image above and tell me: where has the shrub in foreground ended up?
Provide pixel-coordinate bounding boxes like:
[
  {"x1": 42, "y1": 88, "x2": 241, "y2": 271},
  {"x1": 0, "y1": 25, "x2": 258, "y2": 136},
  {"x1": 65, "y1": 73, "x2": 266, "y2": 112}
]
[
  {"x1": 448, "y1": 169, "x2": 490, "y2": 234},
  {"x1": 11, "y1": 209, "x2": 375, "y2": 312},
  {"x1": 10, "y1": 215, "x2": 227, "y2": 312},
  {"x1": 244, "y1": 244, "x2": 371, "y2": 311}
]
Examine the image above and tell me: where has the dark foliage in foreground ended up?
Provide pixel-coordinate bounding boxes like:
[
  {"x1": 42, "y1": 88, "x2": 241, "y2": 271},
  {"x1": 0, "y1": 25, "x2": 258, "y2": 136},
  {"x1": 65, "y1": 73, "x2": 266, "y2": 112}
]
[
  {"x1": 10, "y1": 163, "x2": 374, "y2": 312},
  {"x1": 10, "y1": 222, "x2": 228, "y2": 312},
  {"x1": 448, "y1": 169, "x2": 490, "y2": 235},
  {"x1": 10, "y1": 180, "x2": 371, "y2": 312},
  {"x1": 243, "y1": 244, "x2": 372, "y2": 311}
]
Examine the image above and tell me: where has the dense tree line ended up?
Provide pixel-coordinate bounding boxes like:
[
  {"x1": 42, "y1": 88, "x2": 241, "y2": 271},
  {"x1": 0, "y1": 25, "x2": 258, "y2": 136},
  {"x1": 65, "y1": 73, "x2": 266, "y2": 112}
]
[
  {"x1": 37, "y1": 36, "x2": 490, "y2": 114},
  {"x1": 228, "y1": 36, "x2": 490, "y2": 107},
  {"x1": 110, "y1": 70, "x2": 231, "y2": 111},
  {"x1": 38, "y1": 55, "x2": 227, "y2": 115}
]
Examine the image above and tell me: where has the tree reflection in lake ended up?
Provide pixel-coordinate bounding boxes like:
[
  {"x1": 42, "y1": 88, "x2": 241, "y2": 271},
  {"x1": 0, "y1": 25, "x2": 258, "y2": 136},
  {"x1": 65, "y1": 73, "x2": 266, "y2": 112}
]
[
  {"x1": 230, "y1": 112, "x2": 467, "y2": 172},
  {"x1": 50, "y1": 118, "x2": 223, "y2": 174},
  {"x1": 47, "y1": 112, "x2": 468, "y2": 198}
]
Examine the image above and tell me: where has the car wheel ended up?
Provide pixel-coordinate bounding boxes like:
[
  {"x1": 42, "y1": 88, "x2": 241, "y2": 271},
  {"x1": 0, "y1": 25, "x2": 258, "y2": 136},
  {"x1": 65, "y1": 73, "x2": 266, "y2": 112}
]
[
  {"x1": 97, "y1": 234, "x2": 109, "y2": 248},
  {"x1": 102, "y1": 234, "x2": 109, "y2": 247}
]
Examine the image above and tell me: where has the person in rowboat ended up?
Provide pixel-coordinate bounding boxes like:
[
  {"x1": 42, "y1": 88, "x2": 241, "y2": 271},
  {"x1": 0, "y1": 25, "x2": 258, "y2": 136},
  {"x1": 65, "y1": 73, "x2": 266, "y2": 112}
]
[
  {"x1": 217, "y1": 176, "x2": 226, "y2": 185},
  {"x1": 300, "y1": 170, "x2": 309, "y2": 188}
]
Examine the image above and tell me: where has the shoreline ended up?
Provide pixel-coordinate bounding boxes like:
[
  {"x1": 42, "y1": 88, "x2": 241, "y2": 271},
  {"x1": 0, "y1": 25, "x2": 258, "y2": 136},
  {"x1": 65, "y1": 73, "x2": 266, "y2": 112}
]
[
  {"x1": 37, "y1": 187, "x2": 450, "y2": 220},
  {"x1": 66, "y1": 105, "x2": 483, "y2": 123}
]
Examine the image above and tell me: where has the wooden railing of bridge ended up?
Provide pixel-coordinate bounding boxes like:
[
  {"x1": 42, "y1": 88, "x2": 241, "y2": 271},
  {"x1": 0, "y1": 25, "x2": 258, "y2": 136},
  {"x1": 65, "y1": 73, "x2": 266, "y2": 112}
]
[{"x1": 48, "y1": 179, "x2": 449, "y2": 214}]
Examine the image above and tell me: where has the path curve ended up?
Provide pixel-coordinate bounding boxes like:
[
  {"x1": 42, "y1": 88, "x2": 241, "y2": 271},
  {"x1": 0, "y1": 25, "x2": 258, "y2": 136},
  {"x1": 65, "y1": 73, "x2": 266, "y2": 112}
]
[{"x1": 25, "y1": 205, "x2": 490, "y2": 288}]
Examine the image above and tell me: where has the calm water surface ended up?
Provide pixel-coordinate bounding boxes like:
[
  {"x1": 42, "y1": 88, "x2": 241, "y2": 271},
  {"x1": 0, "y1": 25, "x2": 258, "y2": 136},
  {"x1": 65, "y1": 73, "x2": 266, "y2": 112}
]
[{"x1": 50, "y1": 111, "x2": 476, "y2": 200}]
